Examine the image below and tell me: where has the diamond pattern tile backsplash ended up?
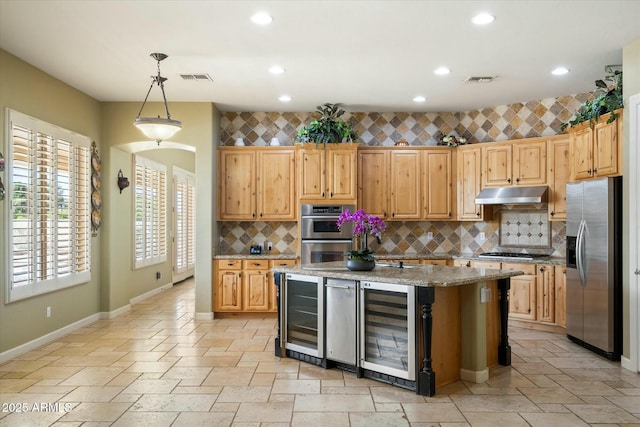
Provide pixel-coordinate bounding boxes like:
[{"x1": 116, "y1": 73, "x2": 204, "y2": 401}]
[{"x1": 217, "y1": 92, "x2": 578, "y2": 257}]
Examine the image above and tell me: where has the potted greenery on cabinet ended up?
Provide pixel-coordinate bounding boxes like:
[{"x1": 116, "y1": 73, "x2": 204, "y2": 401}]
[{"x1": 295, "y1": 103, "x2": 359, "y2": 148}]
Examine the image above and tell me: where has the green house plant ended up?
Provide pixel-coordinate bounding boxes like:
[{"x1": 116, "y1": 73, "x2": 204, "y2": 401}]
[
  {"x1": 561, "y1": 65, "x2": 623, "y2": 131},
  {"x1": 295, "y1": 103, "x2": 359, "y2": 148}
]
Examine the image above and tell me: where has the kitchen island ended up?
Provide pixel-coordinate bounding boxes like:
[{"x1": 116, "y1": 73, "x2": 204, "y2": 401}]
[{"x1": 273, "y1": 261, "x2": 523, "y2": 396}]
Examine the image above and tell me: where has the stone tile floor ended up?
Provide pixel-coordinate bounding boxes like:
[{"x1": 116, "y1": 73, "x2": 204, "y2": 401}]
[{"x1": 1, "y1": 278, "x2": 638, "y2": 426}]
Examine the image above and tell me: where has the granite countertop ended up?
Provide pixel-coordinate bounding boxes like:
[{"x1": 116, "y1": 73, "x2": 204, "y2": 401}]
[
  {"x1": 272, "y1": 261, "x2": 523, "y2": 288},
  {"x1": 214, "y1": 253, "x2": 297, "y2": 260}
]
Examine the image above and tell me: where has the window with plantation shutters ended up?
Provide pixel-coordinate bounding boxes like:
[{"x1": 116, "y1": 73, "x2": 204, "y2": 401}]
[
  {"x1": 173, "y1": 166, "x2": 195, "y2": 280},
  {"x1": 7, "y1": 110, "x2": 91, "y2": 302},
  {"x1": 134, "y1": 155, "x2": 167, "y2": 269}
]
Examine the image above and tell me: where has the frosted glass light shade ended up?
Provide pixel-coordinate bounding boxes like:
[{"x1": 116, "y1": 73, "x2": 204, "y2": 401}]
[{"x1": 134, "y1": 117, "x2": 182, "y2": 141}]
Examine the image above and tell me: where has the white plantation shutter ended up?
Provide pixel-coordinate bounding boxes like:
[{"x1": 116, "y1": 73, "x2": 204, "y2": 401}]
[
  {"x1": 173, "y1": 167, "x2": 195, "y2": 278},
  {"x1": 7, "y1": 110, "x2": 91, "y2": 302},
  {"x1": 134, "y1": 155, "x2": 167, "y2": 268}
]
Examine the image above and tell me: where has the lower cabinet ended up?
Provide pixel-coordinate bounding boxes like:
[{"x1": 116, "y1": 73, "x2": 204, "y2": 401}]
[
  {"x1": 554, "y1": 265, "x2": 567, "y2": 327},
  {"x1": 501, "y1": 263, "x2": 537, "y2": 321},
  {"x1": 537, "y1": 265, "x2": 555, "y2": 323},
  {"x1": 214, "y1": 258, "x2": 297, "y2": 313}
]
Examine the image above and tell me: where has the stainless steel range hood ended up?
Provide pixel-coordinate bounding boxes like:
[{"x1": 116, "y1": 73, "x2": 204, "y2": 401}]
[{"x1": 474, "y1": 186, "x2": 548, "y2": 205}]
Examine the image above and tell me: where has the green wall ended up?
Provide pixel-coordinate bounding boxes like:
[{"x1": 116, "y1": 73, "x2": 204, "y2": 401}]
[{"x1": 0, "y1": 50, "x2": 103, "y2": 352}]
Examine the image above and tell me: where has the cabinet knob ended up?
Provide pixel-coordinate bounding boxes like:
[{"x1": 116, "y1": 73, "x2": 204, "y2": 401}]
[
  {"x1": 476, "y1": 212, "x2": 480, "y2": 217},
  {"x1": 322, "y1": 191, "x2": 325, "y2": 197},
  {"x1": 550, "y1": 211, "x2": 555, "y2": 216},
  {"x1": 539, "y1": 267, "x2": 545, "y2": 272},
  {"x1": 588, "y1": 169, "x2": 592, "y2": 175},
  {"x1": 516, "y1": 177, "x2": 520, "y2": 183},
  {"x1": 384, "y1": 211, "x2": 387, "y2": 217},
  {"x1": 259, "y1": 213, "x2": 263, "y2": 218},
  {"x1": 593, "y1": 168, "x2": 598, "y2": 174},
  {"x1": 330, "y1": 192, "x2": 333, "y2": 197},
  {"x1": 392, "y1": 212, "x2": 395, "y2": 218},
  {"x1": 252, "y1": 212, "x2": 256, "y2": 218},
  {"x1": 448, "y1": 212, "x2": 452, "y2": 217},
  {"x1": 238, "y1": 272, "x2": 242, "y2": 278},
  {"x1": 507, "y1": 178, "x2": 511, "y2": 184}
]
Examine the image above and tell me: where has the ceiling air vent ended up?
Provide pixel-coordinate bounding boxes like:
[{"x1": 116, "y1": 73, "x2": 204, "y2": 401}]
[
  {"x1": 465, "y1": 76, "x2": 496, "y2": 83},
  {"x1": 180, "y1": 73, "x2": 213, "y2": 82}
]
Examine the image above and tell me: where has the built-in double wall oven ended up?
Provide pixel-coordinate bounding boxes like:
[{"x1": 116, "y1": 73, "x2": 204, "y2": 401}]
[{"x1": 300, "y1": 204, "x2": 354, "y2": 265}]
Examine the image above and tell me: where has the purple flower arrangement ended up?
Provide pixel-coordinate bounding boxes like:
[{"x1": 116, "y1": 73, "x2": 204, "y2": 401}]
[{"x1": 336, "y1": 209, "x2": 386, "y2": 261}]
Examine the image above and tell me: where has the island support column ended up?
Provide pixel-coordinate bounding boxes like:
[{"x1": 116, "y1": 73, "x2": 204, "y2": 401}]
[
  {"x1": 416, "y1": 287, "x2": 436, "y2": 397},
  {"x1": 460, "y1": 282, "x2": 489, "y2": 383},
  {"x1": 498, "y1": 278, "x2": 512, "y2": 366}
]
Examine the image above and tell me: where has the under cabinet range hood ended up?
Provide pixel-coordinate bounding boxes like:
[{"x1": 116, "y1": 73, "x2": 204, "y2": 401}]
[{"x1": 474, "y1": 186, "x2": 548, "y2": 205}]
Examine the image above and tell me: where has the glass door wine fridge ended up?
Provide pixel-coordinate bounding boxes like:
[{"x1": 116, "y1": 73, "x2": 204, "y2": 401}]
[
  {"x1": 359, "y1": 281, "x2": 415, "y2": 381},
  {"x1": 283, "y1": 273, "x2": 324, "y2": 359}
]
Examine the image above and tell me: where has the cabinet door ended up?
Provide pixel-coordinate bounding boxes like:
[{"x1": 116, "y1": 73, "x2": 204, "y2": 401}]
[
  {"x1": 358, "y1": 150, "x2": 389, "y2": 218},
  {"x1": 257, "y1": 149, "x2": 296, "y2": 220},
  {"x1": 570, "y1": 127, "x2": 593, "y2": 181},
  {"x1": 482, "y1": 144, "x2": 512, "y2": 187},
  {"x1": 244, "y1": 269, "x2": 269, "y2": 311},
  {"x1": 218, "y1": 150, "x2": 256, "y2": 220},
  {"x1": 593, "y1": 119, "x2": 619, "y2": 177},
  {"x1": 215, "y1": 270, "x2": 242, "y2": 311},
  {"x1": 513, "y1": 140, "x2": 547, "y2": 185},
  {"x1": 424, "y1": 150, "x2": 453, "y2": 219},
  {"x1": 457, "y1": 147, "x2": 483, "y2": 220},
  {"x1": 548, "y1": 137, "x2": 570, "y2": 220},
  {"x1": 502, "y1": 263, "x2": 536, "y2": 321},
  {"x1": 327, "y1": 147, "x2": 357, "y2": 201},
  {"x1": 298, "y1": 148, "x2": 326, "y2": 200},
  {"x1": 269, "y1": 260, "x2": 297, "y2": 312},
  {"x1": 554, "y1": 265, "x2": 567, "y2": 327},
  {"x1": 421, "y1": 259, "x2": 448, "y2": 266},
  {"x1": 537, "y1": 265, "x2": 555, "y2": 323},
  {"x1": 452, "y1": 259, "x2": 472, "y2": 267},
  {"x1": 389, "y1": 151, "x2": 422, "y2": 219}
]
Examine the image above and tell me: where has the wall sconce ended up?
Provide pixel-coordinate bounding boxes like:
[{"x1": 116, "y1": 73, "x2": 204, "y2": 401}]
[{"x1": 117, "y1": 169, "x2": 130, "y2": 193}]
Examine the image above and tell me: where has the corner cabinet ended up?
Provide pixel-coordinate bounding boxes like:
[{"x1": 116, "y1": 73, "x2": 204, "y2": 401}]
[
  {"x1": 482, "y1": 139, "x2": 547, "y2": 187},
  {"x1": 217, "y1": 147, "x2": 296, "y2": 221},
  {"x1": 297, "y1": 144, "x2": 357, "y2": 203},
  {"x1": 568, "y1": 109, "x2": 623, "y2": 182}
]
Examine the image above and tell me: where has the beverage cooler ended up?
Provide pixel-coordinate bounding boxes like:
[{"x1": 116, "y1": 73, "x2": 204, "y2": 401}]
[{"x1": 282, "y1": 273, "x2": 324, "y2": 361}]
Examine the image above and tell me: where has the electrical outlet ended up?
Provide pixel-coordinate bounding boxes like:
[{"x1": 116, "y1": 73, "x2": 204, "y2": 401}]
[
  {"x1": 479, "y1": 232, "x2": 486, "y2": 241},
  {"x1": 267, "y1": 241, "x2": 273, "y2": 251},
  {"x1": 46, "y1": 306, "x2": 51, "y2": 318},
  {"x1": 480, "y1": 287, "x2": 491, "y2": 303},
  {"x1": 156, "y1": 271, "x2": 161, "y2": 280},
  {"x1": 427, "y1": 232, "x2": 433, "y2": 240}
]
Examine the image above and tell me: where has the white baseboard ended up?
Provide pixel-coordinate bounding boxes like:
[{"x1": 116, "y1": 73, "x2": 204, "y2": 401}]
[
  {"x1": 130, "y1": 282, "x2": 173, "y2": 305},
  {"x1": 621, "y1": 356, "x2": 638, "y2": 373},
  {"x1": 103, "y1": 304, "x2": 131, "y2": 319},
  {"x1": 195, "y1": 312, "x2": 214, "y2": 320},
  {"x1": 460, "y1": 368, "x2": 490, "y2": 383},
  {"x1": 0, "y1": 313, "x2": 101, "y2": 364}
]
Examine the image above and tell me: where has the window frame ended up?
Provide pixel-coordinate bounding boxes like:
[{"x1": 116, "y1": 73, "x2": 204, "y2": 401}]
[
  {"x1": 5, "y1": 109, "x2": 92, "y2": 302},
  {"x1": 133, "y1": 154, "x2": 168, "y2": 269}
]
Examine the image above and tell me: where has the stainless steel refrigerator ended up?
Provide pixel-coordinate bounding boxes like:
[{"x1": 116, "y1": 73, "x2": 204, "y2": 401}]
[{"x1": 566, "y1": 176, "x2": 622, "y2": 360}]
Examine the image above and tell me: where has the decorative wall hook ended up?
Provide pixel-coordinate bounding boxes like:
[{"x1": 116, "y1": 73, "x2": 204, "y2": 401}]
[{"x1": 117, "y1": 169, "x2": 130, "y2": 193}]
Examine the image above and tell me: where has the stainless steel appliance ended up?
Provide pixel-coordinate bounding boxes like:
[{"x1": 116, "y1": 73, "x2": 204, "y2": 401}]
[
  {"x1": 478, "y1": 252, "x2": 549, "y2": 261},
  {"x1": 359, "y1": 281, "x2": 415, "y2": 381},
  {"x1": 300, "y1": 204, "x2": 354, "y2": 265},
  {"x1": 325, "y1": 279, "x2": 357, "y2": 365},
  {"x1": 475, "y1": 185, "x2": 548, "y2": 205},
  {"x1": 566, "y1": 177, "x2": 622, "y2": 360},
  {"x1": 283, "y1": 273, "x2": 324, "y2": 359}
]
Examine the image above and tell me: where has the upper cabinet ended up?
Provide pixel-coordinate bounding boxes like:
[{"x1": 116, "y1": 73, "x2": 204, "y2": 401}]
[
  {"x1": 482, "y1": 139, "x2": 547, "y2": 187},
  {"x1": 456, "y1": 145, "x2": 484, "y2": 221},
  {"x1": 568, "y1": 110, "x2": 622, "y2": 182},
  {"x1": 547, "y1": 135, "x2": 571, "y2": 220},
  {"x1": 218, "y1": 147, "x2": 296, "y2": 221},
  {"x1": 298, "y1": 144, "x2": 357, "y2": 203},
  {"x1": 357, "y1": 147, "x2": 453, "y2": 221}
]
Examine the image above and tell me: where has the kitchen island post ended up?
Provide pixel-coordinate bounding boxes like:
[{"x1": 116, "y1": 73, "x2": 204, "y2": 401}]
[{"x1": 273, "y1": 262, "x2": 521, "y2": 396}]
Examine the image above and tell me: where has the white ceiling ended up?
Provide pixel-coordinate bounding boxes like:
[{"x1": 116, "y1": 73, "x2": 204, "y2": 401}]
[{"x1": 1, "y1": 1, "x2": 639, "y2": 113}]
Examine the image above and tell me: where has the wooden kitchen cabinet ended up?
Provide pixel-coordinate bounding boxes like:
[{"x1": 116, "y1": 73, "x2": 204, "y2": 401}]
[
  {"x1": 243, "y1": 260, "x2": 270, "y2": 311},
  {"x1": 389, "y1": 150, "x2": 422, "y2": 219},
  {"x1": 423, "y1": 149, "x2": 454, "y2": 219},
  {"x1": 358, "y1": 149, "x2": 389, "y2": 218},
  {"x1": 298, "y1": 144, "x2": 357, "y2": 203},
  {"x1": 569, "y1": 109, "x2": 622, "y2": 181},
  {"x1": 213, "y1": 259, "x2": 243, "y2": 311},
  {"x1": 547, "y1": 135, "x2": 571, "y2": 220},
  {"x1": 502, "y1": 263, "x2": 537, "y2": 321},
  {"x1": 537, "y1": 265, "x2": 555, "y2": 323},
  {"x1": 555, "y1": 265, "x2": 567, "y2": 328},
  {"x1": 482, "y1": 139, "x2": 547, "y2": 187},
  {"x1": 457, "y1": 145, "x2": 484, "y2": 221},
  {"x1": 218, "y1": 147, "x2": 296, "y2": 220},
  {"x1": 421, "y1": 259, "x2": 448, "y2": 266}
]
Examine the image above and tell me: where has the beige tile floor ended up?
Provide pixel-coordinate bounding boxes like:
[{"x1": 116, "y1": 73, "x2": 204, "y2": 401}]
[{"x1": 1, "y1": 277, "x2": 639, "y2": 426}]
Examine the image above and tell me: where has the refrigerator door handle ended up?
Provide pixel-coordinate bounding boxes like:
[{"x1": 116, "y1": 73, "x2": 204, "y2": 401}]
[{"x1": 576, "y1": 219, "x2": 587, "y2": 287}]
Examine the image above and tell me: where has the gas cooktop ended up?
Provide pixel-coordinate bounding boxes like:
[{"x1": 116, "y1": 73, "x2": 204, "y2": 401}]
[{"x1": 478, "y1": 252, "x2": 548, "y2": 261}]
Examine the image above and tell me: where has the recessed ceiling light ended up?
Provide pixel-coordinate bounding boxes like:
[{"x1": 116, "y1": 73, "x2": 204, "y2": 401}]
[
  {"x1": 278, "y1": 95, "x2": 292, "y2": 102},
  {"x1": 551, "y1": 67, "x2": 570, "y2": 76},
  {"x1": 472, "y1": 13, "x2": 495, "y2": 25},
  {"x1": 434, "y1": 66, "x2": 451, "y2": 76},
  {"x1": 269, "y1": 65, "x2": 285, "y2": 74},
  {"x1": 250, "y1": 12, "x2": 273, "y2": 25},
  {"x1": 413, "y1": 96, "x2": 426, "y2": 103}
]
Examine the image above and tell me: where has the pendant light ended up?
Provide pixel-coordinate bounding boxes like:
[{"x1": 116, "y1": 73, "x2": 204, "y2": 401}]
[{"x1": 133, "y1": 53, "x2": 182, "y2": 144}]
